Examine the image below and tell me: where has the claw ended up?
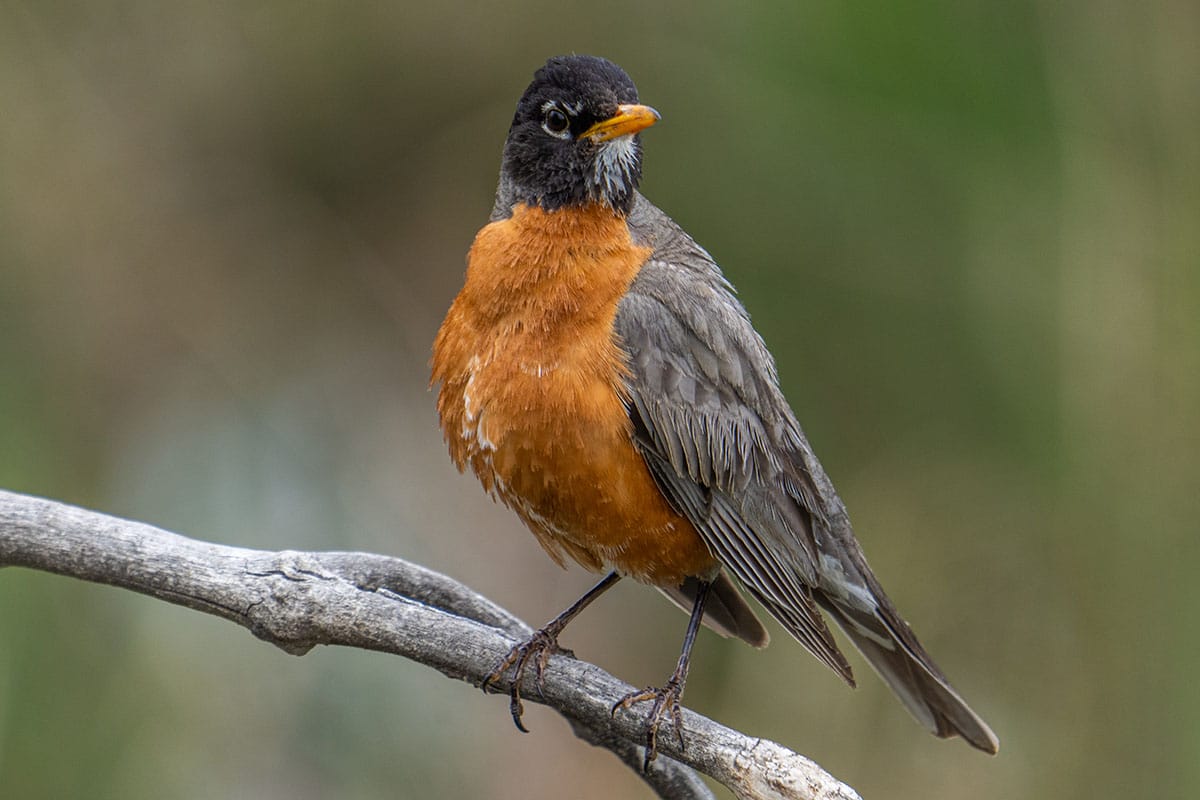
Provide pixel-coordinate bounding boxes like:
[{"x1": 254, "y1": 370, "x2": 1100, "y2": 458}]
[
  {"x1": 484, "y1": 628, "x2": 570, "y2": 733},
  {"x1": 611, "y1": 677, "x2": 687, "y2": 771},
  {"x1": 510, "y1": 689, "x2": 530, "y2": 733},
  {"x1": 606, "y1": 580, "x2": 711, "y2": 771},
  {"x1": 481, "y1": 573, "x2": 621, "y2": 734}
]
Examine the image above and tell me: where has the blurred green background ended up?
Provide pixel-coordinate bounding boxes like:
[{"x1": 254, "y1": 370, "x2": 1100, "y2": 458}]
[{"x1": 1, "y1": 1, "x2": 1196, "y2": 798}]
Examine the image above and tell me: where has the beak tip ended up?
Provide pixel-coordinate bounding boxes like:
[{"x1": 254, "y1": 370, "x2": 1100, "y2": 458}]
[{"x1": 582, "y1": 103, "x2": 661, "y2": 141}]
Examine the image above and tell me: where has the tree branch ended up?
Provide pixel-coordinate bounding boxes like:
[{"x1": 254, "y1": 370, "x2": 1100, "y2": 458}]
[{"x1": 0, "y1": 488, "x2": 861, "y2": 800}]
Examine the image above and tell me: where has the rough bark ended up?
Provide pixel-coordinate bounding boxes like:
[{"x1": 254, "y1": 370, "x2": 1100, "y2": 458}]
[{"x1": 0, "y1": 488, "x2": 861, "y2": 800}]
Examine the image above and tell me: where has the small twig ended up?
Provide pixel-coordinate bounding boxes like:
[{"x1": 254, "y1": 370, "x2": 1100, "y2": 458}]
[{"x1": 0, "y1": 488, "x2": 861, "y2": 800}]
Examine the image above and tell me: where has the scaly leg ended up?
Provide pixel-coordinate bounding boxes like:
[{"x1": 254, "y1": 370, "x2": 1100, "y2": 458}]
[
  {"x1": 485, "y1": 571, "x2": 621, "y2": 731},
  {"x1": 612, "y1": 578, "x2": 711, "y2": 770}
]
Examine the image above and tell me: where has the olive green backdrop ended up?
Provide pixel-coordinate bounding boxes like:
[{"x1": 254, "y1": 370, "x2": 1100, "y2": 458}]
[{"x1": 1, "y1": 2, "x2": 1196, "y2": 798}]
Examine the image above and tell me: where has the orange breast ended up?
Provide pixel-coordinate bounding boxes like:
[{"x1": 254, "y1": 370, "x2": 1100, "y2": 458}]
[{"x1": 431, "y1": 203, "x2": 718, "y2": 586}]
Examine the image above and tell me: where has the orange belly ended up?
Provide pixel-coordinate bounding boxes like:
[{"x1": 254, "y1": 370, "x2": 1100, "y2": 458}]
[{"x1": 432, "y1": 203, "x2": 718, "y2": 586}]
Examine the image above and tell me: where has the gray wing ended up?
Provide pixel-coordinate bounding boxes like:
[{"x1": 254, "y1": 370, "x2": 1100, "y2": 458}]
[
  {"x1": 619, "y1": 195, "x2": 853, "y2": 683},
  {"x1": 617, "y1": 194, "x2": 999, "y2": 753}
]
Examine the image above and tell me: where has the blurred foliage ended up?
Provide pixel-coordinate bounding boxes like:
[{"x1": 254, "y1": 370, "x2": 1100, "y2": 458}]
[{"x1": 1, "y1": 1, "x2": 1197, "y2": 798}]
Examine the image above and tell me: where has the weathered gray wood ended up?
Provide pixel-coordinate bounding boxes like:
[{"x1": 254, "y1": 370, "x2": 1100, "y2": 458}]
[{"x1": 0, "y1": 488, "x2": 861, "y2": 800}]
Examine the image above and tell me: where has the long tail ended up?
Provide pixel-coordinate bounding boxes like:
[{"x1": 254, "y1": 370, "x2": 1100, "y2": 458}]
[{"x1": 817, "y1": 588, "x2": 999, "y2": 754}]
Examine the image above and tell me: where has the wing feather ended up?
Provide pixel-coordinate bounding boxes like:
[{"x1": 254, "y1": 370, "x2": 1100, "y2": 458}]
[
  {"x1": 616, "y1": 200, "x2": 853, "y2": 683},
  {"x1": 615, "y1": 193, "x2": 998, "y2": 753}
]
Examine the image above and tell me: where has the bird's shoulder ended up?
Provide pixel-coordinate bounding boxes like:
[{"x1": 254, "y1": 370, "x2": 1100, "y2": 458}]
[{"x1": 616, "y1": 193, "x2": 798, "y2": 482}]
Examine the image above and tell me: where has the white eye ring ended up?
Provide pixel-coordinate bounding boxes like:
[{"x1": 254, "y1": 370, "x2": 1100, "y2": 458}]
[{"x1": 541, "y1": 103, "x2": 571, "y2": 139}]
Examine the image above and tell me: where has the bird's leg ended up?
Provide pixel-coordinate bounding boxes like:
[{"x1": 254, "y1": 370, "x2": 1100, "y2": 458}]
[
  {"x1": 611, "y1": 578, "x2": 711, "y2": 771},
  {"x1": 484, "y1": 571, "x2": 621, "y2": 731}
]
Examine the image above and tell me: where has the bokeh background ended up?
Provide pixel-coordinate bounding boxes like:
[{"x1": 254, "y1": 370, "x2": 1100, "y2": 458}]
[{"x1": 1, "y1": 2, "x2": 1196, "y2": 798}]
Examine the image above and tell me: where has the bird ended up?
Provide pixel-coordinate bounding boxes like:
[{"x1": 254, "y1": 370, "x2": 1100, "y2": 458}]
[{"x1": 431, "y1": 54, "x2": 998, "y2": 766}]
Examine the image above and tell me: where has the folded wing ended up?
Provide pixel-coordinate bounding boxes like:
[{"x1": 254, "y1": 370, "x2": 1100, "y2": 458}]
[{"x1": 615, "y1": 194, "x2": 998, "y2": 754}]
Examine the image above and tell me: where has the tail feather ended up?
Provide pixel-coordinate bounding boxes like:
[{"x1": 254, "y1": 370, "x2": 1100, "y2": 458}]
[
  {"x1": 818, "y1": 594, "x2": 999, "y2": 754},
  {"x1": 658, "y1": 566, "x2": 999, "y2": 754},
  {"x1": 659, "y1": 572, "x2": 770, "y2": 648}
]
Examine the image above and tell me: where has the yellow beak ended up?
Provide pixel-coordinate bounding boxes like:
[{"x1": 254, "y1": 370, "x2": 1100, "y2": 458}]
[{"x1": 580, "y1": 104, "x2": 660, "y2": 142}]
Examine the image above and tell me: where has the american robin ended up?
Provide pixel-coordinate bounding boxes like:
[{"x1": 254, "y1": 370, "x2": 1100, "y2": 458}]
[{"x1": 431, "y1": 54, "x2": 998, "y2": 765}]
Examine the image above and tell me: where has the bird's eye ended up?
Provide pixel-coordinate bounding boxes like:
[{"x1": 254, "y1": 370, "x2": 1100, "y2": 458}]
[{"x1": 542, "y1": 107, "x2": 570, "y2": 137}]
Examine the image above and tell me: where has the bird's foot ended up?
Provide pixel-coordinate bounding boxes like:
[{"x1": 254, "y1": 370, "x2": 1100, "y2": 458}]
[
  {"x1": 611, "y1": 676, "x2": 687, "y2": 771},
  {"x1": 483, "y1": 627, "x2": 575, "y2": 732}
]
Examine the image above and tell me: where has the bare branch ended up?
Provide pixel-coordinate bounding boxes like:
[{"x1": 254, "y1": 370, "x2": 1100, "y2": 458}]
[{"x1": 0, "y1": 488, "x2": 861, "y2": 800}]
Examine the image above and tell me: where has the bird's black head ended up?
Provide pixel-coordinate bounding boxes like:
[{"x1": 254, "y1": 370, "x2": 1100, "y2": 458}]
[{"x1": 493, "y1": 55, "x2": 659, "y2": 217}]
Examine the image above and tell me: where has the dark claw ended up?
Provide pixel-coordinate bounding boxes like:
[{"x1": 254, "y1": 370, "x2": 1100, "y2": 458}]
[
  {"x1": 509, "y1": 689, "x2": 529, "y2": 733},
  {"x1": 481, "y1": 574, "x2": 621, "y2": 734},
  {"x1": 484, "y1": 628, "x2": 571, "y2": 733},
  {"x1": 611, "y1": 678, "x2": 687, "y2": 771}
]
